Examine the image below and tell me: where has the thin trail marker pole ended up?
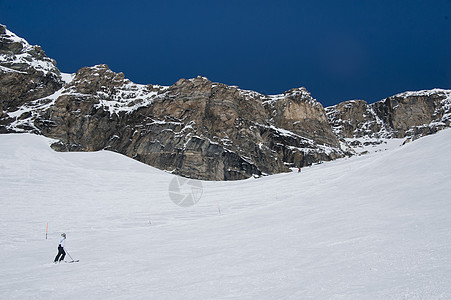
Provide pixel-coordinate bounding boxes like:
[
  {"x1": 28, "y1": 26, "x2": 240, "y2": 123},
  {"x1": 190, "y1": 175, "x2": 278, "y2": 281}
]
[
  {"x1": 46, "y1": 222, "x2": 48, "y2": 240},
  {"x1": 217, "y1": 203, "x2": 221, "y2": 215},
  {"x1": 148, "y1": 215, "x2": 151, "y2": 225}
]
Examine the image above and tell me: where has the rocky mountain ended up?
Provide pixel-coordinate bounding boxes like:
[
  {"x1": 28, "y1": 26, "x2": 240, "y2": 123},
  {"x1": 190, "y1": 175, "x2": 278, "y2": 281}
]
[
  {"x1": 326, "y1": 89, "x2": 451, "y2": 148},
  {"x1": 1, "y1": 24, "x2": 450, "y2": 180},
  {"x1": 0, "y1": 25, "x2": 62, "y2": 112}
]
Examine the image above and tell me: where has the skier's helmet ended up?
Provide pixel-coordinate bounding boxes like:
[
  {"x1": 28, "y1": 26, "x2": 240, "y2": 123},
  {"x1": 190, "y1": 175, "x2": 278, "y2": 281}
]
[{"x1": 61, "y1": 233, "x2": 66, "y2": 237}]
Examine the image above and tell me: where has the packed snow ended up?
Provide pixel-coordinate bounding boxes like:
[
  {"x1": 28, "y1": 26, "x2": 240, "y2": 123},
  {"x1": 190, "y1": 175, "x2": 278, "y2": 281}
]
[{"x1": 0, "y1": 130, "x2": 450, "y2": 299}]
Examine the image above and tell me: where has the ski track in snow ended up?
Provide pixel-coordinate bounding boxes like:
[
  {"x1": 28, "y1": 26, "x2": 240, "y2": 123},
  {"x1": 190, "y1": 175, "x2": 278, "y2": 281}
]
[{"x1": 0, "y1": 130, "x2": 451, "y2": 299}]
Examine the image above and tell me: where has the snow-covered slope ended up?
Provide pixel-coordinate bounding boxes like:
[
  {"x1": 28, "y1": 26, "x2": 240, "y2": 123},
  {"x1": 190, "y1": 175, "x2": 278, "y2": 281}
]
[{"x1": 0, "y1": 128, "x2": 450, "y2": 298}]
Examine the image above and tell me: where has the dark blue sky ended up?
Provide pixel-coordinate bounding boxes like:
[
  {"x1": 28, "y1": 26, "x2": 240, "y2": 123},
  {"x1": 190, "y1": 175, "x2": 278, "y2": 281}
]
[{"x1": 1, "y1": 0, "x2": 450, "y2": 106}]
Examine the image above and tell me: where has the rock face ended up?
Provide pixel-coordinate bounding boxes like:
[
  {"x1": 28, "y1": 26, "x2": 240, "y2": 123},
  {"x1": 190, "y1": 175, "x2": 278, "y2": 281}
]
[
  {"x1": 0, "y1": 24, "x2": 62, "y2": 116},
  {"x1": 373, "y1": 90, "x2": 451, "y2": 138},
  {"x1": 32, "y1": 65, "x2": 342, "y2": 180},
  {"x1": 326, "y1": 100, "x2": 382, "y2": 138},
  {"x1": 1, "y1": 24, "x2": 451, "y2": 180},
  {"x1": 326, "y1": 90, "x2": 451, "y2": 142}
]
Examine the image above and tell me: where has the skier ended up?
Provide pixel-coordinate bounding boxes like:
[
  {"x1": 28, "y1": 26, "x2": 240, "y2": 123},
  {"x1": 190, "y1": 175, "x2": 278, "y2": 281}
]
[
  {"x1": 54, "y1": 233, "x2": 66, "y2": 263},
  {"x1": 298, "y1": 167, "x2": 301, "y2": 173}
]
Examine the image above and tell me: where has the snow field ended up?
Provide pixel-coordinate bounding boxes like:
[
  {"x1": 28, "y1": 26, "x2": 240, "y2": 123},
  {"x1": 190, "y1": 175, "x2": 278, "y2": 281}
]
[{"x1": 0, "y1": 130, "x2": 451, "y2": 299}]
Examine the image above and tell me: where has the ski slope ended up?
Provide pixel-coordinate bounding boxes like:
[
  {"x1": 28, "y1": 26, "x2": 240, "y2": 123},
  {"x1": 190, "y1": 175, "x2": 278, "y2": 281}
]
[{"x1": 0, "y1": 130, "x2": 450, "y2": 299}]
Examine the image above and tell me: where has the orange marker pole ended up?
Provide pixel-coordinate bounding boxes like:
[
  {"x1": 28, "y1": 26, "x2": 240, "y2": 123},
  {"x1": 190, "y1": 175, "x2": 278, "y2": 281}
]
[
  {"x1": 217, "y1": 203, "x2": 221, "y2": 215},
  {"x1": 46, "y1": 222, "x2": 48, "y2": 240}
]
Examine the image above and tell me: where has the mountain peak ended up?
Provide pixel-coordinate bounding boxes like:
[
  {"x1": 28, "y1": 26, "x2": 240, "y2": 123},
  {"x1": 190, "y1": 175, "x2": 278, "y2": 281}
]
[
  {"x1": 1, "y1": 24, "x2": 451, "y2": 180},
  {"x1": 0, "y1": 24, "x2": 59, "y2": 76}
]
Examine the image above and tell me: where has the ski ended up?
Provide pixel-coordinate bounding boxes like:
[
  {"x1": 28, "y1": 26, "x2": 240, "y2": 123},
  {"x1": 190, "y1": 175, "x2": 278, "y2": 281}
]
[{"x1": 65, "y1": 260, "x2": 80, "y2": 263}]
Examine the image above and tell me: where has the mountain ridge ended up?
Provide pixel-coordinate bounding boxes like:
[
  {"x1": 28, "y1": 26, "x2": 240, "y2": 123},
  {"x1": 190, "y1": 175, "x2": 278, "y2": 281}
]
[{"x1": 1, "y1": 23, "x2": 450, "y2": 180}]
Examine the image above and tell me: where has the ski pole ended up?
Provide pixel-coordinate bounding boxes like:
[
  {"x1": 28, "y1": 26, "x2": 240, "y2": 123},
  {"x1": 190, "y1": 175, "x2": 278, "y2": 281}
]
[
  {"x1": 65, "y1": 249, "x2": 75, "y2": 261},
  {"x1": 64, "y1": 249, "x2": 79, "y2": 263}
]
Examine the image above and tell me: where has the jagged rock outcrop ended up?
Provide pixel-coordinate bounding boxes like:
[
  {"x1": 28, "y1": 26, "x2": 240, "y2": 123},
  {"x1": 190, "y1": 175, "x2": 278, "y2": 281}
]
[
  {"x1": 326, "y1": 89, "x2": 451, "y2": 143},
  {"x1": 373, "y1": 90, "x2": 451, "y2": 139},
  {"x1": 263, "y1": 88, "x2": 339, "y2": 146},
  {"x1": 1, "y1": 24, "x2": 450, "y2": 180},
  {"x1": 0, "y1": 24, "x2": 62, "y2": 115},
  {"x1": 31, "y1": 65, "x2": 342, "y2": 180},
  {"x1": 326, "y1": 100, "x2": 385, "y2": 139},
  {"x1": 0, "y1": 24, "x2": 343, "y2": 181}
]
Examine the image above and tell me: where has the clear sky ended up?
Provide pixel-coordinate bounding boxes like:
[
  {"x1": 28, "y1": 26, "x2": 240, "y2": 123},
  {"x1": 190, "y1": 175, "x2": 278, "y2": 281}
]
[{"x1": 1, "y1": 0, "x2": 450, "y2": 106}]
